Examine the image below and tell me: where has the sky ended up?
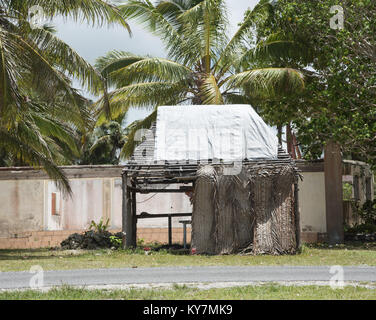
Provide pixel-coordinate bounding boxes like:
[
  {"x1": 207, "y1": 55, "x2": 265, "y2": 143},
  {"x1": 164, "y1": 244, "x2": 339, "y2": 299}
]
[{"x1": 55, "y1": 0, "x2": 261, "y2": 124}]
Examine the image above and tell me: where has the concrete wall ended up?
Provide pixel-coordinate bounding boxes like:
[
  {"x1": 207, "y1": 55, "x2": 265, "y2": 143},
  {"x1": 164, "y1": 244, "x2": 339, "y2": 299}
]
[
  {"x1": 6, "y1": 179, "x2": 192, "y2": 234},
  {"x1": 298, "y1": 172, "x2": 327, "y2": 234},
  {"x1": 0, "y1": 161, "x2": 373, "y2": 248},
  {"x1": 0, "y1": 180, "x2": 44, "y2": 238},
  {"x1": 0, "y1": 166, "x2": 192, "y2": 248}
]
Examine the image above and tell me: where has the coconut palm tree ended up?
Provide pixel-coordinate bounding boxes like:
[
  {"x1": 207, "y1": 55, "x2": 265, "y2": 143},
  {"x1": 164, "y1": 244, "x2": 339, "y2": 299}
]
[
  {"x1": 94, "y1": 0, "x2": 305, "y2": 158},
  {"x1": 239, "y1": 0, "x2": 317, "y2": 158},
  {"x1": 78, "y1": 120, "x2": 128, "y2": 165},
  {"x1": 0, "y1": 1, "x2": 130, "y2": 192}
]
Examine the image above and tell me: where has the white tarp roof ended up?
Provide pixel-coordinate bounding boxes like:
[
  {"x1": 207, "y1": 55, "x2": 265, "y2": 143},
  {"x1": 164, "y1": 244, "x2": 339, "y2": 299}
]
[{"x1": 154, "y1": 105, "x2": 278, "y2": 162}]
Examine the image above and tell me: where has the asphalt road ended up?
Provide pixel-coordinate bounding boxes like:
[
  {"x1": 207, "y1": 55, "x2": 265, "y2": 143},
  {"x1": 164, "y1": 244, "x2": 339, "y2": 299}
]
[{"x1": 1, "y1": 266, "x2": 376, "y2": 290}]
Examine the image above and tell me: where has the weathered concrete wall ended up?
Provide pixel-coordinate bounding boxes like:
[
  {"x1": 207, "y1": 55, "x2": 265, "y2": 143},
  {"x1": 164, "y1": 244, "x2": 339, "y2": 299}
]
[
  {"x1": 112, "y1": 181, "x2": 192, "y2": 229},
  {"x1": 51, "y1": 179, "x2": 106, "y2": 231},
  {"x1": 0, "y1": 180, "x2": 44, "y2": 238},
  {"x1": 298, "y1": 172, "x2": 327, "y2": 234},
  {"x1": 0, "y1": 228, "x2": 192, "y2": 249},
  {"x1": 0, "y1": 162, "x2": 373, "y2": 248},
  {"x1": 0, "y1": 166, "x2": 193, "y2": 244}
]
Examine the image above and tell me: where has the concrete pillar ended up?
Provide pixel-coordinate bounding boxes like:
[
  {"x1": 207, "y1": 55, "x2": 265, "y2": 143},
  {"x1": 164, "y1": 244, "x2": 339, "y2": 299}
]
[{"x1": 324, "y1": 141, "x2": 344, "y2": 244}]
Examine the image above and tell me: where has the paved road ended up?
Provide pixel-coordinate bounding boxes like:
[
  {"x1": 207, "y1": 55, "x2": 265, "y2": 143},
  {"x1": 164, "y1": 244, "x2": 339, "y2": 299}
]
[{"x1": 1, "y1": 266, "x2": 375, "y2": 290}]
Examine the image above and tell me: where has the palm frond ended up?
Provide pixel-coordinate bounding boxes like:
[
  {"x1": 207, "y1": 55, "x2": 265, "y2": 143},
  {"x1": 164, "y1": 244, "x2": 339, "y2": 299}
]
[
  {"x1": 107, "y1": 56, "x2": 193, "y2": 87},
  {"x1": 89, "y1": 134, "x2": 111, "y2": 154},
  {"x1": 95, "y1": 50, "x2": 144, "y2": 77},
  {"x1": 30, "y1": 27, "x2": 105, "y2": 95},
  {"x1": 31, "y1": 113, "x2": 80, "y2": 157},
  {"x1": 176, "y1": 0, "x2": 228, "y2": 68},
  {"x1": 201, "y1": 74, "x2": 223, "y2": 104},
  {"x1": 225, "y1": 68, "x2": 305, "y2": 97},
  {"x1": 0, "y1": 126, "x2": 72, "y2": 194},
  {"x1": 94, "y1": 81, "x2": 186, "y2": 125},
  {"x1": 215, "y1": 0, "x2": 274, "y2": 75},
  {"x1": 19, "y1": 0, "x2": 131, "y2": 32},
  {"x1": 119, "y1": 0, "x2": 182, "y2": 49},
  {"x1": 251, "y1": 33, "x2": 314, "y2": 66}
]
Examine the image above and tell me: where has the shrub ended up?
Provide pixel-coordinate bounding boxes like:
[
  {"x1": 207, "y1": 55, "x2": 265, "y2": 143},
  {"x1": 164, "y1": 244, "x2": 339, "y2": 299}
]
[
  {"x1": 352, "y1": 200, "x2": 376, "y2": 225},
  {"x1": 89, "y1": 218, "x2": 110, "y2": 233}
]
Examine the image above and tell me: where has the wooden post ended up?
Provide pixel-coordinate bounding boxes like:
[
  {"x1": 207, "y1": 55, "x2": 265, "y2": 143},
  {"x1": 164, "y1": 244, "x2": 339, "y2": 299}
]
[
  {"x1": 294, "y1": 183, "x2": 301, "y2": 248},
  {"x1": 121, "y1": 172, "x2": 127, "y2": 249},
  {"x1": 122, "y1": 172, "x2": 135, "y2": 249},
  {"x1": 168, "y1": 215, "x2": 172, "y2": 246},
  {"x1": 324, "y1": 141, "x2": 344, "y2": 244},
  {"x1": 131, "y1": 180, "x2": 137, "y2": 247}
]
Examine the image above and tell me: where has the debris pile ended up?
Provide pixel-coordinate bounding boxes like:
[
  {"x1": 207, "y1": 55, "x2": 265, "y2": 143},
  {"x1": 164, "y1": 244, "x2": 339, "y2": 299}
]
[
  {"x1": 61, "y1": 231, "x2": 123, "y2": 250},
  {"x1": 345, "y1": 232, "x2": 376, "y2": 242}
]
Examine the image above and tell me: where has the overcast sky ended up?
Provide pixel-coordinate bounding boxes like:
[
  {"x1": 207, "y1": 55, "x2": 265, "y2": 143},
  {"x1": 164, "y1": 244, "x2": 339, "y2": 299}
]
[{"x1": 55, "y1": 0, "x2": 260, "y2": 124}]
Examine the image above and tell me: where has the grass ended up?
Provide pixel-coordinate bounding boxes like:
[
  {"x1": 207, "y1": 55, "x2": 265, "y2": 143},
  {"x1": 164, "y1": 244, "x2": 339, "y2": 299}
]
[
  {"x1": 0, "y1": 284, "x2": 375, "y2": 300},
  {"x1": 0, "y1": 242, "x2": 376, "y2": 272}
]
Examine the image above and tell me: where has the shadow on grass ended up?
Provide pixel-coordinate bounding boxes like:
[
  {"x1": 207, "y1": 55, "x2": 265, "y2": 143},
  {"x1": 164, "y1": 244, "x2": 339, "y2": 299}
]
[
  {"x1": 0, "y1": 248, "x2": 90, "y2": 261},
  {"x1": 125, "y1": 243, "x2": 193, "y2": 256},
  {"x1": 306, "y1": 242, "x2": 376, "y2": 251}
]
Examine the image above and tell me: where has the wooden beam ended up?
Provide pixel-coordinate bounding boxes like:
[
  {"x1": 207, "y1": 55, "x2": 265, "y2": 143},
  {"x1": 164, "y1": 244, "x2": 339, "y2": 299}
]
[
  {"x1": 137, "y1": 213, "x2": 192, "y2": 219},
  {"x1": 128, "y1": 186, "x2": 194, "y2": 194},
  {"x1": 324, "y1": 141, "x2": 344, "y2": 244}
]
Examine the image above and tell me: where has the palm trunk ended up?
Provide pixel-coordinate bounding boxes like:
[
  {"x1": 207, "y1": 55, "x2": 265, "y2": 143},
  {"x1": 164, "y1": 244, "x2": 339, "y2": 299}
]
[
  {"x1": 277, "y1": 125, "x2": 283, "y2": 145},
  {"x1": 286, "y1": 122, "x2": 296, "y2": 159}
]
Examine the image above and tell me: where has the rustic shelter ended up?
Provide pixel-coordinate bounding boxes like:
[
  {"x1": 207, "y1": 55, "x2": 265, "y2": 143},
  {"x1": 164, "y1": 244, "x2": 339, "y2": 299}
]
[{"x1": 122, "y1": 105, "x2": 301, "y2": 255}]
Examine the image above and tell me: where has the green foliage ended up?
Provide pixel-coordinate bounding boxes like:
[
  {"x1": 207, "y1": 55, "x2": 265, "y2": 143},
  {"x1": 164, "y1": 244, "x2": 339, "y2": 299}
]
[
  {"x1": 78, "y1": 121, "x2": 128, "y2": 165},
  {"x1": 95, "y1": 0, "x2": 305, "y2": 157},
  {"x1": 137, "y1": 238, "x2": 146, "y2": 247},
  {"x1": 109, "y1": 235, "x2": 122, "y2": 249},
  {"x1": 0, "y1": 1, "x2": 130, "y2": 193},
  {"x1": 343, "y1": 183, "x2": 353, "y2": 201},
  {"x1": 245, "y1": 0, "x2": 376, "y2": 166},
  {"x1": 89, "y1": 218, "x2": 110, "y2": 233},
  {"x1": 352, "y1": 200, "x2": 376, "y2": 225},
  {"x1": 345, "y1": 223, "x2": 376, "y2": 235}
]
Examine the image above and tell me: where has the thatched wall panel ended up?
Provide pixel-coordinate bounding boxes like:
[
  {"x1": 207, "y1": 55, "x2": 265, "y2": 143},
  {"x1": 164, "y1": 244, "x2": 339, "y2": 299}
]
[
  {"x1": 192, "y1": 163, "x2": 299, "y2": 255},
  {"x1": 191, "y1": 166, "x2": 216, "y2": 254},
  {"x1": 252, "y1": 176, "x2": 274, "y2": 254},
  {"x1": 214, "y1": 171, "x2": 254, "y2": 254}
]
